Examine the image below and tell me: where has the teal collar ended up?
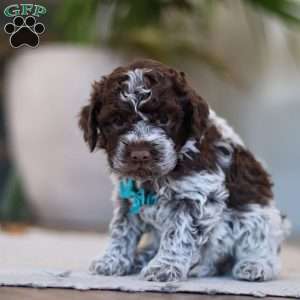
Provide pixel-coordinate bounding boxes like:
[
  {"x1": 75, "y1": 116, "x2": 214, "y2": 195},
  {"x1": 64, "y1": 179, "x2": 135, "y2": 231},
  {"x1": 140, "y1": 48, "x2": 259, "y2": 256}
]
[{"x1": 119, "y1": 179, "x2": 157, "y2": 214}]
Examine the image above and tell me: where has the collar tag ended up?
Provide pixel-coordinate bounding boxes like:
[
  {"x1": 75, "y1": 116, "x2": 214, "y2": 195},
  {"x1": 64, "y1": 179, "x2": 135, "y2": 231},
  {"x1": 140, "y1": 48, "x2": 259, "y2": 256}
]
[{"x1": 119, "y1": 179, "x2": 157, "y2": 214}]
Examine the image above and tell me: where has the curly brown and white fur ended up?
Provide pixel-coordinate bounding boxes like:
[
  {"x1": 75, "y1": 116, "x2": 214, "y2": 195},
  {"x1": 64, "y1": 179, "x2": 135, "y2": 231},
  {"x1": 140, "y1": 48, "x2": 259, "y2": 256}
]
[{"x1": 79, "y1": 59, "x2": 290, "y2": 282}]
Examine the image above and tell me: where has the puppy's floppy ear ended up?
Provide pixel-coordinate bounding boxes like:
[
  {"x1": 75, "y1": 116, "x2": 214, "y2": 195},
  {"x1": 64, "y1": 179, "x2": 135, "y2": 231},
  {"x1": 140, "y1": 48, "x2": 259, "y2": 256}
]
[
  {"x1": 189, "y1": 91, "x2": 209, "y2": 138},
  {"x1": 78, "y1": 80, "x2": 105, "y2": 151},
  {"x1": 170, "y1": 68, "x2": 209, "y2": 139},
  {"x1": 78, "y1": 103, "x2": 99, "y2": 152}
]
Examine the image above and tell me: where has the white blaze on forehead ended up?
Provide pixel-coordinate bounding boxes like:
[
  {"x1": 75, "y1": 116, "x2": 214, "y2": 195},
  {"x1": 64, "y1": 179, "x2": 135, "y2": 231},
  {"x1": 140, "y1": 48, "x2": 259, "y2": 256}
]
[
  {"x1": 125, "y1": 120, "x2": 161, "y2": 142},
  {"x1": 120, "y1": 68, "x2": 152, "y2": 119}
]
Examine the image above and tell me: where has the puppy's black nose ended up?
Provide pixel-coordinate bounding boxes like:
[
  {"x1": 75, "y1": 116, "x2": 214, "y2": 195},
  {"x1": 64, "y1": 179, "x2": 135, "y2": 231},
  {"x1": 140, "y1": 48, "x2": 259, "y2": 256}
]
[{"x1": 130, "y1": 150, "x2": 151, "y2": 163}]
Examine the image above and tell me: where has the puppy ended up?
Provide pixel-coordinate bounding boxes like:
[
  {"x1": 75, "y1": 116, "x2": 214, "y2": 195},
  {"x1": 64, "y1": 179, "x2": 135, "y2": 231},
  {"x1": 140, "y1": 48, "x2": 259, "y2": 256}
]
[{"x1": 79, "y1": 59, "x2": 289, "y2": 282}]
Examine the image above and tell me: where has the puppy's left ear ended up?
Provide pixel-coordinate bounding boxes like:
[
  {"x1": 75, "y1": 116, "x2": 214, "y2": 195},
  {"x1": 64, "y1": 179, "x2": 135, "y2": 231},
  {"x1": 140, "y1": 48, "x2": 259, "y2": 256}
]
[
  {"x1": 170, "y1": 69, "x2": 209, "y2": 139},
  {"x1": 78, "y1": 80, "x2": 106, "y2": 151},
  {"x1": 78, "y1": 103, "x2": 99, "y2": 152}
]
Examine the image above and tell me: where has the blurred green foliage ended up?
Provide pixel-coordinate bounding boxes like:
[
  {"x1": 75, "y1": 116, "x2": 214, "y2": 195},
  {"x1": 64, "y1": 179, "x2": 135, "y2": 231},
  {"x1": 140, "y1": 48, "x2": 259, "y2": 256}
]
[
  {"x1": 55, "y1": 0, "x2": 300, "y2": 76},
  {"x1": 56, "y1": 0, "x2": 300, "y2": 43},
  {"x1": 246, "y1": 0, "x2": 300, "y2": 24},
  {"x1": 0, "y1": 171, "x2": 31, "y2": 223},
  {"x1": 55, "y1": 0, "x2": 230, "y2": 75},
  {"x1": 56, "y1": 0, "x2": 192, "y2": 43}
]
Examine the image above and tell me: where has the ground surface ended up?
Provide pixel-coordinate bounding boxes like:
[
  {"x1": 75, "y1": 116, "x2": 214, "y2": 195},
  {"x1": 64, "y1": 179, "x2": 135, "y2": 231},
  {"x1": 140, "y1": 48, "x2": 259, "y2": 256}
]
[
  {"x1": 0, "y1": 228, "x2": 299, "y2": 299},
  {"x1": 0, "y1": 288, "x2": 291, "y2": 300}
]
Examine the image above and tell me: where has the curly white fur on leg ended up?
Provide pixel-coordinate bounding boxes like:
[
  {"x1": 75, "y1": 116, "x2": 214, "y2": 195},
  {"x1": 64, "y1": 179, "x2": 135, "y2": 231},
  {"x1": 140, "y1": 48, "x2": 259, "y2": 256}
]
[
  {"x1": 141, "y1": 211, "x2": 195, "y2": 282},
  {"x1": 190, "y1": 203, "x2": 288, "y2": 281},
  {"x1": 90, "y1": 203, "x2": 144, "y2": 276},
  {"x1": 231, "y1": 204, "x2": 287, "y2": 281},
  {"x1": 141, "y1": 170, "x2": 229, "y2": 282}
]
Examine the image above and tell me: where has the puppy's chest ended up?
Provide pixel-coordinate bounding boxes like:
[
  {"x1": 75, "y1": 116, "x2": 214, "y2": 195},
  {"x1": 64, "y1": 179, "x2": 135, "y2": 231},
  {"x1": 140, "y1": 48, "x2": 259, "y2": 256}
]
[
  {"x1": 133, "y1": 181, "x2": 167, "y2": 228},
  {"x1": 139, "y1": 198, "x2": 170, "y2": 229}
]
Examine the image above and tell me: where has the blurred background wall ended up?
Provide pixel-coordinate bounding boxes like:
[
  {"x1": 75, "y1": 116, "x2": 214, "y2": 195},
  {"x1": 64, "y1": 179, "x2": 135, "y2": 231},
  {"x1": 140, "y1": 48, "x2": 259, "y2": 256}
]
[{"x1": 0, "y1": 0, "x2": 299, "y2": 234}]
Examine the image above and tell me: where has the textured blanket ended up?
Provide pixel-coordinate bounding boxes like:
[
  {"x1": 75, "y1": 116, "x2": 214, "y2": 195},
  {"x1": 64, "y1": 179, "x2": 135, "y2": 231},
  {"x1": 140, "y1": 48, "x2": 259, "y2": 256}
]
[{"x1": 0, "y1": 228, "x2": 299, "y2": 298}]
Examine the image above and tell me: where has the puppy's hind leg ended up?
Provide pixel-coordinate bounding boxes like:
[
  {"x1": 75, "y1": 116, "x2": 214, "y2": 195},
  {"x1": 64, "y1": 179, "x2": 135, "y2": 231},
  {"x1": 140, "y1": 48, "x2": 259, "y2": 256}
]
[
  {"x1": 232, "y1": 205, "x2": 287, "y2": 282},
  {"x1": 233, "y1": 257, "x2": 279, "y2": 282}
]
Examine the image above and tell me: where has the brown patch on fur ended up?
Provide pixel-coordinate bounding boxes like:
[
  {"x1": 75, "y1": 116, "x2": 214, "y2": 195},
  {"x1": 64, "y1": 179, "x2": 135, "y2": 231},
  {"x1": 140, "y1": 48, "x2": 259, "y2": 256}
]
[
  {"x1": 226, "y1": 147, "x2": 273, "y2": 208},
  {"x1": 170, "y1": 125, "x2": 221, "y2": 178}
]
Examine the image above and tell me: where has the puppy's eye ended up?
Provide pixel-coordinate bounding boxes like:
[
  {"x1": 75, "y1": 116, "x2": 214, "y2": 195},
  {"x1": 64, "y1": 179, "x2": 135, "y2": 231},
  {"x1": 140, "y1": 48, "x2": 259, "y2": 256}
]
[
  {"x1": 157, "y1": 115, "x2": 170, "y2": 126},
  {"x1": 112, "y1": 116, "x2": 126, "y2": 130}
]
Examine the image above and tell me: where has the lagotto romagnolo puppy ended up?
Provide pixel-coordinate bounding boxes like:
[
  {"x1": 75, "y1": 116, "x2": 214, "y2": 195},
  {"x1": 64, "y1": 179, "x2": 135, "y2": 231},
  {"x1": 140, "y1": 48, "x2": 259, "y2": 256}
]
[{"x1": 79, "y1": 59, "x2": 290, "y2": 282}]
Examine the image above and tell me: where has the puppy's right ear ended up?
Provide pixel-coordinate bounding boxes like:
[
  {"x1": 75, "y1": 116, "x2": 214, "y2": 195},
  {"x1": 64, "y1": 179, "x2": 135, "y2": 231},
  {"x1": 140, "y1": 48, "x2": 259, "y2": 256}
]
[{"x1": 78, "y1": 80, "x2": 105, "y2": 152}]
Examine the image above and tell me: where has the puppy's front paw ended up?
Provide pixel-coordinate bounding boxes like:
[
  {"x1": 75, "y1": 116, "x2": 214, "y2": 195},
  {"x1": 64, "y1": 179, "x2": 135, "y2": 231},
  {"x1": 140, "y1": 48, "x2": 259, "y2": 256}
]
[
  {"x1": 89, "y1": 255, "x2": 132, "y2": 276},
  {"x1": 141, "y1": 261, "x2": 185, "y2": 282}
]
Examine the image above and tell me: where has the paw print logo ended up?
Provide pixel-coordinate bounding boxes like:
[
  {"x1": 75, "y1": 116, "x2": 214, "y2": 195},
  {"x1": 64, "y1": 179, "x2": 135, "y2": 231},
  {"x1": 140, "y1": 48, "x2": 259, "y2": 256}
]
[{"x1": 4, "y1": 16, "x2": 45, "y2": 48}]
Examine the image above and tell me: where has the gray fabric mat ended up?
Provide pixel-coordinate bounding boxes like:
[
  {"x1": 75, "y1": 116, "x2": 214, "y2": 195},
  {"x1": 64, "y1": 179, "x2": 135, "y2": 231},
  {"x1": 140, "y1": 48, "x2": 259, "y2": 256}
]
[{"x1": 0, "y1": 228, "x2": 299, "y2": 298}]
